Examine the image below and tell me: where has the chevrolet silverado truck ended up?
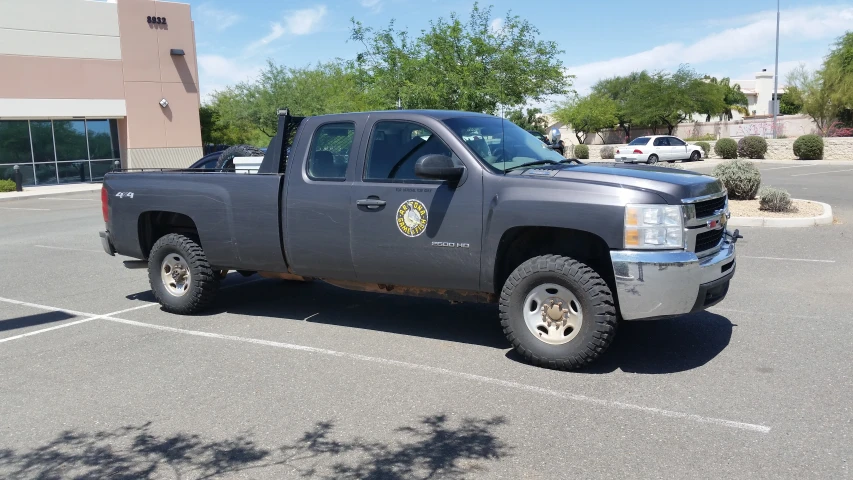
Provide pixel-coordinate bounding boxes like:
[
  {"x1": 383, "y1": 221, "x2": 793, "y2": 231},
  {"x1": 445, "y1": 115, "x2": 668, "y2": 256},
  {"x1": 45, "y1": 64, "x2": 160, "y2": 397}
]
[{"x1": 99, "y1": 109, "x2": 738, "y2": 370}]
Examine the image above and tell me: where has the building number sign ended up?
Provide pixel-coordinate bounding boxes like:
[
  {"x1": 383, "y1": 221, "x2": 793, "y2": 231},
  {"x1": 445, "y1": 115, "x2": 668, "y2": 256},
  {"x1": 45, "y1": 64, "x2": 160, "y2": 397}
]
[{"x1": 147, "y1": 16, "x2": 167, "y2": 25}]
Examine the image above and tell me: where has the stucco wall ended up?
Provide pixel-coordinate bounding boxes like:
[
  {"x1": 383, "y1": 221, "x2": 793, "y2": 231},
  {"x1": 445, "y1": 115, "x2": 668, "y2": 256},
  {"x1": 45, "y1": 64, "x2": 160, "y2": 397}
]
[{"x1": 580, "y1": 137, "x2": 853, "y2": 161}]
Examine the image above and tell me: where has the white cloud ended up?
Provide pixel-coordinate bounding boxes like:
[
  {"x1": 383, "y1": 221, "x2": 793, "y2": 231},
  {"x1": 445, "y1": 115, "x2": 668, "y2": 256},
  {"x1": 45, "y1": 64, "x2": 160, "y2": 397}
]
[
  {"x1": 197, "y1": 54, "x2": 263, "y2": 101},
  {"x1": 245, "y1": 5, "x2": 327, "y2": 54},
  {"x1": 567, "y1": 5, "x2": 853, "y2": 93},
  {"x1": 489, "y1": 18, "x2": 504, "y2": 35},
  {"x1": 195, "y1": 4, "x2": 242, "y2": 32},
  {"x1": 360, "y1": 0, "x2": 382, "y2": 12}
]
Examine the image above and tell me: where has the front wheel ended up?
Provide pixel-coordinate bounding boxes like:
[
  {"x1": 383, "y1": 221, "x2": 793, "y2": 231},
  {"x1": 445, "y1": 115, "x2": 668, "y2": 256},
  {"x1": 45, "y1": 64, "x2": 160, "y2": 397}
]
[
  {"x1": 647, "y1": 154, "x2": 659, "y2": 165},
  {"x1": 690, "y1": 150, "x2": 702, "y2": 162},
  {"x1": 499, "y1": 255, "x2": 617, "y2": 370},
  {"x1": 148, "y1": 234, "x2": 219, "y2": 314}
]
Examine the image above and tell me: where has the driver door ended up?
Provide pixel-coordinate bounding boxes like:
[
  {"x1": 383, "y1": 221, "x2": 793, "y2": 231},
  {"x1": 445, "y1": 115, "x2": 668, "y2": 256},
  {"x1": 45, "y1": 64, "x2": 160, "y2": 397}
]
[
  {"x1": 668, "y1": 137, "x2": 689, "y2": 161},
  {"x1": 349, "y1": 119, "x2": 483, "y2": 290}
]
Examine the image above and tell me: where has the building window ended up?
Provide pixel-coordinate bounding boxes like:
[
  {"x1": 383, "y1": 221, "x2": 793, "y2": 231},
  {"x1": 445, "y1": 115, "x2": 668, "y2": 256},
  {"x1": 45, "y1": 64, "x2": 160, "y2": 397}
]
[{"x1": 0, "y1": 118, "x2": 121, "y2": 186}]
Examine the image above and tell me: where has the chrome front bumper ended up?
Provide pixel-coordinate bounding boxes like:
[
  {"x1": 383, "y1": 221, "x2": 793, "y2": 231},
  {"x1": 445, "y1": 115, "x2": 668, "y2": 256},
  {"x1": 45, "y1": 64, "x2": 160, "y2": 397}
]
[{"x1": 610, "y1": 233, "x2": 736, "y2": 320}]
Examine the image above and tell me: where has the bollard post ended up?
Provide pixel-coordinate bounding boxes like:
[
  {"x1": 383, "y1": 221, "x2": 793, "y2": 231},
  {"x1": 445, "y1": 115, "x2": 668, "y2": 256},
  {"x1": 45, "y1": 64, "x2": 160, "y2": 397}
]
[{"x1": 13, "y1": 164, "x2": 23, "y2": 192}]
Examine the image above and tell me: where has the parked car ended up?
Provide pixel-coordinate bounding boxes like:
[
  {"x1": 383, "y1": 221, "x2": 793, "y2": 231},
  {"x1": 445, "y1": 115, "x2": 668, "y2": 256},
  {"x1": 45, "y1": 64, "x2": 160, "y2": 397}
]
[
  {"x1": 616, "y1": 136, "x2": 704, "y2": 164},
  {"x1": 99, "y1": 109, "x2": 737, "y2": 370}
]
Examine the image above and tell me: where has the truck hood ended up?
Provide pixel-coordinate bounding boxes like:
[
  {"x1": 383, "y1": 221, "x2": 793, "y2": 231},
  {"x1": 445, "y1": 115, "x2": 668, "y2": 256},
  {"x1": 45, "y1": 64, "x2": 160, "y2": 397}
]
[{"x1": 519, "y1": 163, "x2": 723, "y2": 203}]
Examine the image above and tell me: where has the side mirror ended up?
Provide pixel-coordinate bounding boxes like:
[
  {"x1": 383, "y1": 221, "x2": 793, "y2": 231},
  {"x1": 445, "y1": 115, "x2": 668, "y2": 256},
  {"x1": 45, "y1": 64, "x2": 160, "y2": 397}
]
[{"x1": 414, "y1": 154, "x2": 465, "y2": 183}]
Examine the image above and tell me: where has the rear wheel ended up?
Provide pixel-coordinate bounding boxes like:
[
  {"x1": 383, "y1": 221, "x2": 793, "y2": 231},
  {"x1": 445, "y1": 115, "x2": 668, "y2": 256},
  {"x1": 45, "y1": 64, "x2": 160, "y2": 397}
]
[
  {"x1": 148, "y1": 234, "x2": 219, "y2": 314},
  {"x1": 647, "y1": 154, "x2": 659, "y2": 165},
  {"x1": 499, "y1": 255, "x2": 617, "y2": 370}
]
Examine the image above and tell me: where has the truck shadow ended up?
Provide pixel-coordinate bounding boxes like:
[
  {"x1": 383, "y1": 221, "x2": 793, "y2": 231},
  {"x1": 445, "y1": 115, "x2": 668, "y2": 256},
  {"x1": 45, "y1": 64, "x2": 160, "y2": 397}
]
[
  {"x1": 127, "y1": 277, "x2": 733, "y2": 372},
  {"x1": 506, "y1": 311, "x2": 734, "y2": 374}
]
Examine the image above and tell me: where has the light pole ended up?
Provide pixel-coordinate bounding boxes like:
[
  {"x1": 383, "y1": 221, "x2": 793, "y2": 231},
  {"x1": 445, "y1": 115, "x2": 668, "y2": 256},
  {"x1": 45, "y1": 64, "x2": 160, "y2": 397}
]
[{"x1": 772, "y1": 0, "x2": 780, "y2": 138}]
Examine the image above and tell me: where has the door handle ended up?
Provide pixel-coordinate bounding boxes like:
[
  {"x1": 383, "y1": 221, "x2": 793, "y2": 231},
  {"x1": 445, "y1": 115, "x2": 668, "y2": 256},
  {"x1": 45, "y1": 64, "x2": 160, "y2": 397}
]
[{"x1": 356, "y1": 198, "x2": 386, "y2": 209}]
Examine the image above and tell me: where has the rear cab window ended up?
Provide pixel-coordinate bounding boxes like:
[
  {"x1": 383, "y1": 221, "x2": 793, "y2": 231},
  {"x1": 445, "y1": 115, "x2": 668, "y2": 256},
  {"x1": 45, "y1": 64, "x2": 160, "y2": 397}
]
[
  {"x1": 307, "y1": 122, "x2": 355, "y2": 181},
  {"x1": 628, "y1": 137, "x2": 650, "y2": 146}
]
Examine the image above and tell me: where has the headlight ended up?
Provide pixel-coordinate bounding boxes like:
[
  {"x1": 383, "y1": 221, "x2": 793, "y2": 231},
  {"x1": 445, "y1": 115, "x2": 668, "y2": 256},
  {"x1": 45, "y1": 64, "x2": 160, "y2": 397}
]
[{"x1": 624, "y1": 204, "x2": 684, "y2": 249}]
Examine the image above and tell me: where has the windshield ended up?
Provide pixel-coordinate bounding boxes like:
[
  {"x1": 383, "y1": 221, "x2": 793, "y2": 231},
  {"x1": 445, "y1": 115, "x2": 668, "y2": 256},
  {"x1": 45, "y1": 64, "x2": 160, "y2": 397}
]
[
  {"x1": 443, "y1": 117, "x2": 566, "y2": 173},
  {"x1": 628, "y1": 137, "x2": 650, "y2": 146}
]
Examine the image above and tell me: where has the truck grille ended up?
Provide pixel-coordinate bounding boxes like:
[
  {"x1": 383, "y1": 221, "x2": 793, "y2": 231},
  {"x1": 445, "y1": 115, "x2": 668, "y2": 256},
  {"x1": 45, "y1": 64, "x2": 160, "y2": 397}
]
[
  {"x1": 695, "y1": 229, "x2": 724, "y2": 253},
  {"x1": 694, "y1": 196, "x2": 727, "y2": 218}
]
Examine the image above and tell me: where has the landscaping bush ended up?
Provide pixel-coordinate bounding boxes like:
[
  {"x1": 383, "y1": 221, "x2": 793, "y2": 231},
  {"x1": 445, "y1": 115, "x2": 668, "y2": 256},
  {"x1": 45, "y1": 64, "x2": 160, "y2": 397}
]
[
  {"x1": 655, "y1": 162, "x2": 684, "y2": 170},
  {"x1": 574, "y1": 144, "x2": 589, "y2": 159},
  {"x1": 599, "y1": 146, "x2": 614, "y2": 159},
  {"x1": 684, "y1": 133, "x2": 716, "y2": 142},
  {"x1": 759, "y1": 186, "x2": 794, "y2": 212},
  {"x1": 0, "y1": 179, "x2": 16, "y2": 193},
  {"x1": 714, "y1": 138, "x2": 738, "y2": 159},
  {"x1": 793, "y1": 134, "x2": 824, "y2": 159},
  {"x1": 737, "y1": 136, "x2": 768, "y2": 159},
  {"x1": 696, "y1": 141, "x2": 711, "y2": 158},
  {"x1": 712, "y1": 159, "x2": 761, "y2": 200}
]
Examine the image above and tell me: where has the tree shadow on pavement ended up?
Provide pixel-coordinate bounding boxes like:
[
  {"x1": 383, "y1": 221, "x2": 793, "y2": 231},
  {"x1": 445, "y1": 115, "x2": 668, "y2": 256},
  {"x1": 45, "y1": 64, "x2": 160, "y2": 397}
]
[
  {"x1": 507, "y1": 311, "x2": 735, "y2": 374},
  {"x1": 0, "y1": 415, "x2": 509, "y2": 479},
  {"x1": 126, "y1": 277, "x2": 508, "y2": 349}
]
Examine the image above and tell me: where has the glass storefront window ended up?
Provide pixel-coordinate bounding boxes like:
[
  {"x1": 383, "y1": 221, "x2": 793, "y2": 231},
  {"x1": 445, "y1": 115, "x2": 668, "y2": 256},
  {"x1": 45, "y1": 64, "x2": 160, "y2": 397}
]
[
  {"x1": 90, "y1": 160, "x2": 115, "y2": 182},
  {"x1": 57, "y1": 161, "x2": 91, "y2": 184},
  {"x1": 54, "y1": 120, "x2": 88, "y2": 161},
  {"x1": 34, "y1": 163, "x2": 58, "y2": 185},
  {"x1": 0, "y1": 121, "x2": 32, "y2": 165},
  {"x1": 30, "y1": 121, "x2": 55, "y2": 163},
  {"x1": 0, "y1": 164, "x2": 35, "y2": 186},
  {"x1": 87, "y1": 120, "x2": 114, "y2": 160}
]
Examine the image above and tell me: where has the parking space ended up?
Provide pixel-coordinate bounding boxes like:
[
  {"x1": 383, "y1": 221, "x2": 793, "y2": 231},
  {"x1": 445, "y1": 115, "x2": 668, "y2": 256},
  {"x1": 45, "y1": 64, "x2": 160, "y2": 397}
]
[{"x1": 1, "y1": 176, "x2": 852, "y2": 479}]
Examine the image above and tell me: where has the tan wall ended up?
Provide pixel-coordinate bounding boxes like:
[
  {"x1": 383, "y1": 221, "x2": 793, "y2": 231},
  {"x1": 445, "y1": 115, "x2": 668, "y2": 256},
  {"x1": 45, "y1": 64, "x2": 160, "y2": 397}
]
[
  {"x1": 118, "y1": 0, "x2": 201, "y2": 160},
  {"x1": 0, "y1": 56, "x2": 125, "y2": 100}
]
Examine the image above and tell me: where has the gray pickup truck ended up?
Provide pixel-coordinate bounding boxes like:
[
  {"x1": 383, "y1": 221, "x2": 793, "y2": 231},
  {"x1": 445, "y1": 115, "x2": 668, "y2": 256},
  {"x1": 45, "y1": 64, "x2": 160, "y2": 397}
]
[{"x1": 100, "y1": 109, "x2": 738, "y2": 370}]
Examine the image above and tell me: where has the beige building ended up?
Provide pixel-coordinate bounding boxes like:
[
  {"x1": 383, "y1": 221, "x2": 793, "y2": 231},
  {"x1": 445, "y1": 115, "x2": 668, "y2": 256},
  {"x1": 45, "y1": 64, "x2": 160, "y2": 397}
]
[{"x1": 0, "y1": 0, "x2": 202, "y2": 186}]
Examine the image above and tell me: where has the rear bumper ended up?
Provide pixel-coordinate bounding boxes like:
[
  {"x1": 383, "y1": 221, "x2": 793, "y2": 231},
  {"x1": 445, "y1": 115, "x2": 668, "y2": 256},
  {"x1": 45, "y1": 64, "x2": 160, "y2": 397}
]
[
  {"x1": 615, "y1": 154, "x2": 644, "y2": 163},
  {"x1": 99, "y1": 231, "x2": 115, "y2": 256},
  {"x1": 609, "y1": 233, "x2": 736, "y2": 320}
]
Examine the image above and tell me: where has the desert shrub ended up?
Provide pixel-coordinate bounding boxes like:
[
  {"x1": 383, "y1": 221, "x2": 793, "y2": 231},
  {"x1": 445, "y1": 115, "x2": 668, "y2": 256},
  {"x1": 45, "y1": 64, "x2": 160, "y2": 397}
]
[
  {"x1": 575, "y1": 144, "x2": 589, "y2": 159},
  {"x1": 793, "y1": 134, "x2": 824, "y2": 160},
  {"x1": 737, "y1": 136, "x2": 768, "y2": 159},
  {"x1": 696, "y1": 141, "x2": 711, "y2": 158},
  {"x1": 0, "y1": 179, "x2": 16, "y2": 192},
  {"x1": 712, "y1": 159, "x2": 761, "y2": 200},
  {"x1": 655, "y1": 162, "x2": 685, "y2": 170},
  {"x1": 684, "y1": 133, "x2": 716, "y2": 141},
  {"x1": 759, "y1": 186, "x2": 794, "y2": 212},
  {"x1": 714, "y1": 138, "x2": 738, "y2": 159},
  {"x1": 599, "y1": 146, "x2": 614, "y2": 159}
]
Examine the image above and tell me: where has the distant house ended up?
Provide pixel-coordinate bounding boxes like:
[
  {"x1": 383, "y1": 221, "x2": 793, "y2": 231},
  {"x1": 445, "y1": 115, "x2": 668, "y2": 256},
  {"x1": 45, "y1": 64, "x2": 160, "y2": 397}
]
[{"x1": 732, "y1": 69, "x2": 787, "y2": 119}]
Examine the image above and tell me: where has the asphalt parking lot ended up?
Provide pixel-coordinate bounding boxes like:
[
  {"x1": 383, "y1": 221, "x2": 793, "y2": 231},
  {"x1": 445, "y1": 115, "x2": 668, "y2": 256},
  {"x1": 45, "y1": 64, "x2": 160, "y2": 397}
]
[{"x1": 1, "y1": 164, "x2": 851, "y2": 479}]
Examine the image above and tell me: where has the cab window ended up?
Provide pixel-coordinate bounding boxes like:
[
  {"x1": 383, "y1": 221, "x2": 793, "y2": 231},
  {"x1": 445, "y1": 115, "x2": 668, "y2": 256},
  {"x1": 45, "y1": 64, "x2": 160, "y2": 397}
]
[
  {"x1": 364, "y1": 121, "x2": 455, "y2": 182},
  {"x1": 307, "y1": 122, "x2": 355, "y2": 181}
]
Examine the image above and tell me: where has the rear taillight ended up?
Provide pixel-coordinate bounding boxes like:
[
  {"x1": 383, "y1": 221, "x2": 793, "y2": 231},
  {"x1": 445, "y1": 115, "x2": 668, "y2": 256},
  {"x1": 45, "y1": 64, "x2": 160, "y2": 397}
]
[
  {"x1": 101, "y1": 187, "x2": 109, "y2": 223},
  {"x1": 633, "y1": 149, "x2": 643, "y2": 154}
]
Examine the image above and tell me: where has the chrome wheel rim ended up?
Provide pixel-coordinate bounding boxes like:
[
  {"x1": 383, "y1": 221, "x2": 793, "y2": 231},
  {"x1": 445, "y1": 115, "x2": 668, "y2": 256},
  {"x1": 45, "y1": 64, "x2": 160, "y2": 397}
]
[
  {"x1": 522, "y1": 283, "x2": 583, "y2": 345},
  {"x1": 161, "y1": 254, "x2": 191, "y2": 297}
]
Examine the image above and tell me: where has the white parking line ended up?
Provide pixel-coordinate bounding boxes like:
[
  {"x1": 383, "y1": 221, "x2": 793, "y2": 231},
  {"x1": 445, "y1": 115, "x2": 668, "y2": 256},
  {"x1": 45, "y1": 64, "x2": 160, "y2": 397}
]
[
  {"x1": 740, "y1": 255, "x2": 835, "y2": 263},
  {"x1": 791, "y1": 168, "x2": 853, "y2": 177},
  {"x1": 760, "y1": 165, "x2": 815, "y2": 171},
  {"x1": 0, "y1": 207, "x2": 50, "y2": 211},
  {"x1": 34, "y1": 245, "x2": 102, "y2": 253},
  {"x1": 102, "y1": 315, "x2": 771, "y2": 434}
]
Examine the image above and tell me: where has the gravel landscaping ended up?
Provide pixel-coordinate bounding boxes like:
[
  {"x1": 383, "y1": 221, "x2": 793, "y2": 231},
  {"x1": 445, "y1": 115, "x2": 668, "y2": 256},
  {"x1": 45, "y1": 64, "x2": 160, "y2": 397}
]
[{"x1": 729, "y1": 199, "x2": 825, "y2": 218}]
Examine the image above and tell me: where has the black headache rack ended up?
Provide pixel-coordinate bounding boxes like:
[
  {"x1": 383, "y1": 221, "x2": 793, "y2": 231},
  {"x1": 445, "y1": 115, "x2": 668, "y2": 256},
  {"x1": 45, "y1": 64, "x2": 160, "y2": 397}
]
[{"x1": 111, "y1": 108, "x2": 306, "y2": 175}]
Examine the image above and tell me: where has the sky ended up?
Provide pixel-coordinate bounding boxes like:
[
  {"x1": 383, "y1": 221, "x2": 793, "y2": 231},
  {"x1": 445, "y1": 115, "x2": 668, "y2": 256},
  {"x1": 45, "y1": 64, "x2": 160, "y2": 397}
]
[{"x1": 188, "y1": 0, "x2": 853, "y2": 110}]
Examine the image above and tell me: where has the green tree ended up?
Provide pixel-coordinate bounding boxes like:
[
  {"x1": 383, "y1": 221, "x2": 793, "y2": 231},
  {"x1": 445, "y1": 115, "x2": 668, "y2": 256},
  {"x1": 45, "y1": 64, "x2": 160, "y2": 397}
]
[
  {"x1": 592, "y1": 71, "x2": 652, "y2": 140},
  {"x1": 351, "y1": 3, "x2": 570, "y2": 114},
  {"x1": 786, "y1": 64, "x2": 837, "y2": 134},
  {"x1": 506, "y1": 107, "x2": 548, "y2": 132},
  {"x1": 779, "y1": 91, "x2": 802, "y2": 115},
  {"x1": 552, "y1": 94, "x2": 618, "y2": 143},
  {"x1": 701, "y1": 77, "x2": 749, "y2": 121},
  {"x1": 823, "y1": 32, "x2": 853, "y2": 113}
]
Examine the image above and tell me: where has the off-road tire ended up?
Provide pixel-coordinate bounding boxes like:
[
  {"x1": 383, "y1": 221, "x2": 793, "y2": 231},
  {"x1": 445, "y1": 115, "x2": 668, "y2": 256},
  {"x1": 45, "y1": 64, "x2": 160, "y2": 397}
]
[
  {"x1": 148, "y1": 234, "x2": 219, "y2": 314},
  {"x1": 499, "y1": 255, "x2": 617, "y2": 370},
  {"x1": 215, "y1": 144, "x2": 265, "y2": 171},
  {"x1": 647, "y1": 154, "x2": 659, "y2": 165}
]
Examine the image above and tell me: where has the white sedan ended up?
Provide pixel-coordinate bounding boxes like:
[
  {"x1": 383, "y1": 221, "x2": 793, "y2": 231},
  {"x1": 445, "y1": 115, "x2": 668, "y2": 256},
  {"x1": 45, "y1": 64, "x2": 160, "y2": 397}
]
[{"x1": 615, "y1": 135, "x2": 704, "y2": 164}]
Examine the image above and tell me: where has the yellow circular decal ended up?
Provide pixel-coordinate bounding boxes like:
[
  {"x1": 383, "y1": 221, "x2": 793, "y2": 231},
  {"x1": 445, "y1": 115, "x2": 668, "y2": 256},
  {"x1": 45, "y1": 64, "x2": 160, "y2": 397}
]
[{"x1": 396, "y1": 199, "x2": 428, "y2": 237}]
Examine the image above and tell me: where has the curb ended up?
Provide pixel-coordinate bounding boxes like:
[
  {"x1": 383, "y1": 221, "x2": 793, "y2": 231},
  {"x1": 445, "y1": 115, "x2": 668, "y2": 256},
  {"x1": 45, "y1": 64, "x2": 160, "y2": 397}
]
[
  {"x1": 728, "y1": 200, "x2": 833, "y2": 228},
  {"x1": 0, "y1": 184, "x2": 102, "y2": 203}
]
